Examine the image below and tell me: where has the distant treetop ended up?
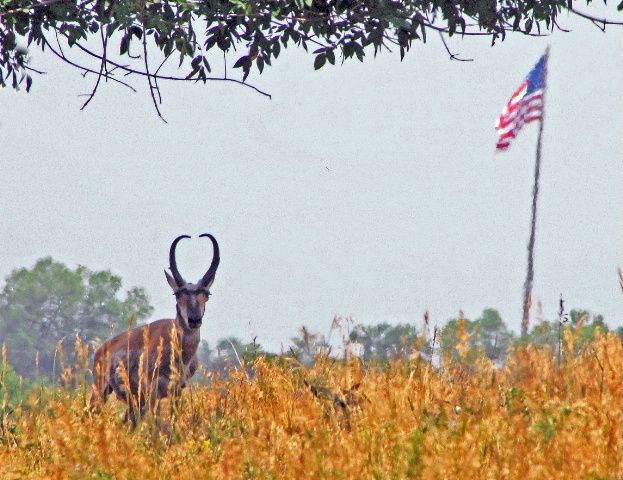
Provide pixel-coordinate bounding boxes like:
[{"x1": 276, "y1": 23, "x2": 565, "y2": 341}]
[{"x1": 0, "y1": 257, "x2": 153, "y2": 378}]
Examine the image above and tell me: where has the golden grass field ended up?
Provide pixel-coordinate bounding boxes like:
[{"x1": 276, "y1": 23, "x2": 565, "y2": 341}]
[{"x1": 1, "y1": 329, "x2": 621, "y2": 479}]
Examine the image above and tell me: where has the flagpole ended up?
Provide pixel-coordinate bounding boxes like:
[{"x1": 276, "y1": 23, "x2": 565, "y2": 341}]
[{"x1": 521, "y1": 46, "x2": 550, "y2": 338}]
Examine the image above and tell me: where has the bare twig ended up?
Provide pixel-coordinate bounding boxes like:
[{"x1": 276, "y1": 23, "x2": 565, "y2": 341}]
[
  {"x1": 142, "y1": 24, "x2": 167, "y2": 122},
  {"x1": 23, "y1": 65, "x2": 46, "y2": 75},
  {"x1": 438, "y1": 32, "x2": 473, "y2": 61},
  {"x1": 153, "y1": 50, "x2": 174, "y2": 76},
  {"x1": 61, "y1": 34, "x2": 272, "y2": 98},
  {"x1": 42, "y1": 36, "x2": 137, "y2": 93},
  {"x1": 81, "y1": 28, "x2": 108, "y2": 110},
  {"x1": 569, "y1": 8, "x2": 623, "y2": 29},
  {"x1": 552, "y1": 19, "x2": 571, "y2": 33}
]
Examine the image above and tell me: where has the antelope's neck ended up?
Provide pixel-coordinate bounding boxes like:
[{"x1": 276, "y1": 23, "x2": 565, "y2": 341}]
[{"x1": 175, "y1": 318, "x2": 200, "y2": 362}]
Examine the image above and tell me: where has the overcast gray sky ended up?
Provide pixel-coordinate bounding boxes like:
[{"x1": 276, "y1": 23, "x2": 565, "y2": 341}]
[{"x1": 1, "y1": 7, "x2": 622, "y2": 351}]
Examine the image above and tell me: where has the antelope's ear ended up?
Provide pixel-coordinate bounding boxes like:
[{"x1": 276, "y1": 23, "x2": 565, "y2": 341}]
[{"x1": 165, "y1": 270, "x2": 178, "y2": 291}]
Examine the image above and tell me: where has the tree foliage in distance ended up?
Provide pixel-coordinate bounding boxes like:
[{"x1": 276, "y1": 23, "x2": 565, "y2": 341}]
[
  {"x1": 0, "y1": 0, "x2": 621, "y2": 114},
  {"x1": 195, "y1": 337, "x2": 268, "y2": 378},
  {"x1": 440, "y1": 307, "x2": 611, "y2": 366},
  {"x1": 440, "y1": 308, "x2": 515, "y2": 365},
  {"x1": 289, "y1": 326, "x2": 331, "y2": 366},
  {"x1": 349, "y1": 322, "x2": 424, "y2": 360},
  {"x1": 525, "y1": 309, "x2": 610, "y2": 354},
  {"x1": 0, "y1": 257, "x2": 153, "y2": 378}
]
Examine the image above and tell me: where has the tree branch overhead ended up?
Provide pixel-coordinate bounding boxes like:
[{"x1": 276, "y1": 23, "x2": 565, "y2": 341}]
[{"x1": 0, "y1": 0, "x2": 620, "y2": 113}]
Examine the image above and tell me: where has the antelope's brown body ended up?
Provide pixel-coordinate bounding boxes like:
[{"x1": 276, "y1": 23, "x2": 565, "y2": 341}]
[{"x1": 90, "y1": 234, "x2": 219, "y2": 425}]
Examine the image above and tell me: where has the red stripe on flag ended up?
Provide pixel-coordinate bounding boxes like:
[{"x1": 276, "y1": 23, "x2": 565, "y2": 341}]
[{"x1": 496, "y1": 88, "x2": 544, "y2": 150}]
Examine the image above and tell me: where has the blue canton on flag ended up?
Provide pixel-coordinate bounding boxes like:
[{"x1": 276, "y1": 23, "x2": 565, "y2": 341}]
[{"x1": 496, "y1": 54, "x2": 547, "y2": 150}]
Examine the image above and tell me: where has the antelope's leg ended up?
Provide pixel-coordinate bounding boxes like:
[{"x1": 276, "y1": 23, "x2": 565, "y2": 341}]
[
  {"x1": 89, "y1": 382, "x2": 112, "y2": 414},
  {"x1": 124, "y1": 406, "x2": 139, "y2": 427}
]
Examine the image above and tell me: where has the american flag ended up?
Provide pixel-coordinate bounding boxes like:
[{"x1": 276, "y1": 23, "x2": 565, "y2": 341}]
[{"x1": 496, "y1": 53, "x2": 548, "y2": 150}]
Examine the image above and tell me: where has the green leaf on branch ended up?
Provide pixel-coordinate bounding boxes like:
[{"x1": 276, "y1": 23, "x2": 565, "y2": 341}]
[
  {"x1": 202, "y1": 56, "x2": 211, "y2": 73},
  {"x1": 130, "y1": 25, "x2": 143, "y2": 40},
  {"x1": 233, "y1": 55, "x2": 252, "y2": 81},
  {"x1": 120, "y1": 33, "x2": 130, "y2": 55},
  {"x1": 314, "y1": 52, "x2": 326, "y2": 70},
  {"x1": 233, "y1": 55, "x2": 250, "y2": 69},
  {"x1": 326, "y1": 48, "x2": 335, "y2": 65}
]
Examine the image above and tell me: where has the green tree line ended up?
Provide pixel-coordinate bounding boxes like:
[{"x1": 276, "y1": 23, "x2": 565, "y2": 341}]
[
  {"x1": 1, "y1": 258, "x2": 619, "y2": 384},
  {"x1": 0, "y1": 257, "x2": 153, "y2": 378}
]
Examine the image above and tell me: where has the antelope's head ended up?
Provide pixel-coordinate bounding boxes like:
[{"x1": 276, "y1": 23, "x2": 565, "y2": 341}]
[{"x1": 165, "y1": 234, "x2": 220, "y2": 330}]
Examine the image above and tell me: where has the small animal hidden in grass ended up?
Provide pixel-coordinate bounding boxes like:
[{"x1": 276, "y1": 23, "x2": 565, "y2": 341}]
[{"x1": 304, "y1": 379, "x2": 363, "y2": 412}]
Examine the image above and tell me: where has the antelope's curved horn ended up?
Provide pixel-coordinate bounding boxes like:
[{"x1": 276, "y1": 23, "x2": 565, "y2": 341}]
[
  {"x1": 198, "y1": 233, "x2": 220, "y2": 287},
  {"x1": 169, "y1": 235, "x2": 191, "y2": 286}
]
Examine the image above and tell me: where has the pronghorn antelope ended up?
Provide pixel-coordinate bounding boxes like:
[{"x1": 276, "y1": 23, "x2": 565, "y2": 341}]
[{"x1": 90, "y1": 234, "x2": 219, "y2": 425}]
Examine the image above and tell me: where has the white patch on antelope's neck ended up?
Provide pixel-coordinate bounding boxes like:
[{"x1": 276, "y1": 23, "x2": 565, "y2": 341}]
[{"x1": 182, "y1": 325, "x2": 201, "y2": 345}]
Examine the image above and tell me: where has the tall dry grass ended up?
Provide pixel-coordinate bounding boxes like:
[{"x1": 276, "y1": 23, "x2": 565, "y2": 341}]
[{"x1": 1, "y1": 329, "x2": 621, "y2": 479}]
